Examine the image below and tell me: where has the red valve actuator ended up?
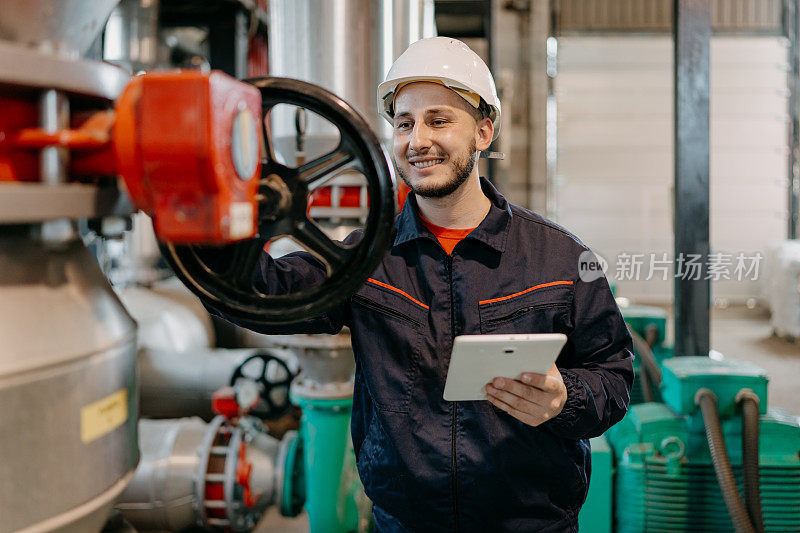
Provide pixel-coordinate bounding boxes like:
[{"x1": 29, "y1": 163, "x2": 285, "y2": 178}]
[{"x1": 114, "y1": 70, "x2": 262, "y2": 243}]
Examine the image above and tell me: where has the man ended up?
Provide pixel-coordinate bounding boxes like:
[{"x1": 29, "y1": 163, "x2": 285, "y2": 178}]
[{"x1": 217, "y1": 37, "x2": 633, "y2": 532}]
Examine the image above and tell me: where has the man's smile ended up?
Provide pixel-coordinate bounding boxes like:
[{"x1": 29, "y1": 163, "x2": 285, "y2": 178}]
[{"x1": 409, "y1": 157, "x2": 445, "y2": 170}]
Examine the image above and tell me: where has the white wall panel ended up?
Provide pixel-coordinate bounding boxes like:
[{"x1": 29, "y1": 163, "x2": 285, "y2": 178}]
[{"x1": 554, "y1": 36, "x2": 788, "y2": 304}]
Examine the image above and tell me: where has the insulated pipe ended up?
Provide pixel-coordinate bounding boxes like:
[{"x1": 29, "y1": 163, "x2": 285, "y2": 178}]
[
  {"x1": 695, "y1": 388, "x2": 756, "y2": 533},
  {"x1": 737, "y1": 389, "x2": 765, "y2": 533},
  {"x1": 116, "y1": 417, "x2": 281, "y2": 531}
]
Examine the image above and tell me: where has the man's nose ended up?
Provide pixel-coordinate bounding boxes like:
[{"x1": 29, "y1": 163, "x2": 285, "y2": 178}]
[{"x1": 409, "y1": 122, "x2": 432, "y2": 152}]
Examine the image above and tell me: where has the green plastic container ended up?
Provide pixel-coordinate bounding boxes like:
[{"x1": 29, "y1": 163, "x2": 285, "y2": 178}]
[
  {"x1": 660, "y1": 356, "x2": 769, "y2": 417},
  {"x1": 578, "y1": 435, "x2": 614, "y2": 533},
  {"x1": 619, "y1": 303, "x2": 668, "y2": 345}
]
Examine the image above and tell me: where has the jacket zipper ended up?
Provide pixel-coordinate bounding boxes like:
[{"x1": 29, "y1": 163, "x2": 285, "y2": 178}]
[
  {"x1": 447, "y1": 255, "x2": 459, "y2": 532},
  {"x1": 482, "y1": 302, "x2": 569, "y2": 325},
  {"x1": 351, "y1": 294, "x2": 421, "y2": 327}
]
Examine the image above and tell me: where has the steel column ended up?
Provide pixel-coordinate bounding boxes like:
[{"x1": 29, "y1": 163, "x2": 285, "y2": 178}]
[
  {"x1": 673, "y1": 0, "x2": 711, "y2": 357},
  {"x1": 785, "y1": 0, "x2": 800, "y2": 239},
  {"x1": 208, "y1": 5, "x2": 250, "y2": 79}
]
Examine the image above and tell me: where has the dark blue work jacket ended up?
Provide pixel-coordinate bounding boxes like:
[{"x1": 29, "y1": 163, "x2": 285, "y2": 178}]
[{"x1": 216, "y1": 177, "x2": 633, "y2": 532}]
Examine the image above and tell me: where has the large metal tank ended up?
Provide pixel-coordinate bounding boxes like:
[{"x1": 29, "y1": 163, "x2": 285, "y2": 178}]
[
  {"x1": 0, "y1": 227, "x2": 138, "y2": 532},
  {"x1": 266, "y1": 0, "x2": 434, "y2": 249},
  {"x1": 0, "y1": 1, "x2": 139, "y2": 531},
  {"x1": 267, "y1": 0, "x2": 436, "y2": 150},
  {"x1": 0, "y1": 0, "x2": 118, "y2": 56}
]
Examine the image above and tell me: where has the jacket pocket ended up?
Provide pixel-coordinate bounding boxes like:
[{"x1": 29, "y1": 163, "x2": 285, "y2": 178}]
[
  {"x1": 351, "y1": 281, "x2": 428, "y2": 413},
  {"x1": 478, "y1": 283, "x2": 573, "y2": 334}
]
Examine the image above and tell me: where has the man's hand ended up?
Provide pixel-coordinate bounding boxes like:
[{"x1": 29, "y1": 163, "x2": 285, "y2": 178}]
[{"x1": 485, "y1": 363, "x2": 568, "y2": 427}]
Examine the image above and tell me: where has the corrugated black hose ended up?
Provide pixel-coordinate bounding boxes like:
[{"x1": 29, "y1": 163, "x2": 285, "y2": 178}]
[
  {"x1": 638, "y1": 353, "x2": 654, "y2": 403},
  {"x1": 629, "y1": 328, "x2": 662, "y2": 403},
  {"x1": 695, "y1": 388, "x2": 756, "y2": 533},
  {"x1": 644, "y1": 324, "x2": 660, "y2": 349},
  {"x1": 737, "y1": 389, "x2": 765, "y2": 533}
]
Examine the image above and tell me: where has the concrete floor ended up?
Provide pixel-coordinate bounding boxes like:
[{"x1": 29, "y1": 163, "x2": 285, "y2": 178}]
[
  {"x1": 708, "y1": 305, "x2": 800, "y2": 414},
  {"x1": 253, "y1": 305, "x2": 800, "y2": 532},
  {"x1": 255, "y1": 507, "x2": 309, "y2": 533}
]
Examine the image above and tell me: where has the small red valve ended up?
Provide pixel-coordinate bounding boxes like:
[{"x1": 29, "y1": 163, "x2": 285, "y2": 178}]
[{"x1": 211, "y1": 387, "x2": 241, "y2": 419}]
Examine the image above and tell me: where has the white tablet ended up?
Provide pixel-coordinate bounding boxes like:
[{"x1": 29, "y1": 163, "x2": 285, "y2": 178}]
[{"x1": 443, "y1": 333, "x2": 568, "y2": 402}]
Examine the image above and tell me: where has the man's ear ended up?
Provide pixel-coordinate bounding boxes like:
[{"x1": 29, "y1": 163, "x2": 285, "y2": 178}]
[{"x1": 475, "y1": 117, "x2": 493, "y2": 151}]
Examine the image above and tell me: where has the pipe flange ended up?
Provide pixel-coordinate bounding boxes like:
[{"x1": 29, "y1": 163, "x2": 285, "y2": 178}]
[
  {"x1": 0, "y1": 42, "x2": 128, "y2": 99},
  {"x1": 275, "y1": 430, "x2": 305, "y2": 517}
]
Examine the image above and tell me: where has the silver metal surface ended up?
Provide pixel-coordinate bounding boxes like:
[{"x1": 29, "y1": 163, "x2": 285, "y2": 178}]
[
  {"x1": 40, "y1": 218, "x2": 79, "y2": 246},
  {"x1": 137, "y1": 347, "x2": 270, "y2": 420},
  {"x1": 268, "y1": 0, "x2": 379, "y2": 132},
  {"x1": 116, "y1": 283, "x2": 216, "y2": 353},
  {"x1": 103, "y1": 0, "x2": 160, "y2": 72},
  {"x1": 0, "y1": 41, "x2": 129, "y2": 99},
  {"x1": 39, "y1": 89, "x2": 69, "y2": 185},
  {"x1": 0, "y1": 0, "x2": 119, "y2": 57},
  {"x1": 267, "y1": 0, "x2": 434, "y2": 144},
  {"x1": 18, "y1": 471, "x2": 136, "y2": 533},
  {"x1": 0, "y1": 228, "x2": 138, "y2": 532},
  {"x1": 103, "y1": 213, "x2": 168, "y2": 286},
  {"x1": 242, "y1": 332, "x2": 355, "y2": 393},
  {"x1": 0, "y1": 183, "x2": 134, "y2": 230},
  {"x1": 116, "y1": 282, "x2": 296, "y2": 420},
  {"x1": 115, "y1": 418, "x2": 208, "y2": 531}
]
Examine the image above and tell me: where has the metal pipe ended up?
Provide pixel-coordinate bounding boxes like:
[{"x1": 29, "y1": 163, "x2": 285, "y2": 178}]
[
  {"x1": 116, "y1": 417, "x2": 281, "y2": 531},
  {"x1": 102, "y1": 0, "x2": 160, "y2": 72},
  {"x1": 39, "y1": 89, "x2": 69, "y2": 185},
  {"x1": 138, "y1": 347, "x2": 295, "y2": 420}
]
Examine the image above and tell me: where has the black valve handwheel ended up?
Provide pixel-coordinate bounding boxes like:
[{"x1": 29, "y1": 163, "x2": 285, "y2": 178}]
[
  {"x1": 159, "y1": 77, "x2": 395, "y2": 324},
  {"x1": 230, "y1": 352, "x2": 295, "y2": 419}
]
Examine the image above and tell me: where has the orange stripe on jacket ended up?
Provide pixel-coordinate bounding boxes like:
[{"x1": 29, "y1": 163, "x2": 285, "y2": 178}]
[
  {"x1": 367, "y1": 278, "x2": 429, "y2": 310},
  {"x1": 479, "y1": 280, "x2": 574, "y2": 306}
]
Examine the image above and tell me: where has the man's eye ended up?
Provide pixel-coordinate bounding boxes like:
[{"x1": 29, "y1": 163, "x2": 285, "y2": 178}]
[
  {"x1": 432, "y1": 120, "x2": 447, "y2": 126},
  {"x1": 396, "y1": 122, "x2": 411, "y2": 129}
]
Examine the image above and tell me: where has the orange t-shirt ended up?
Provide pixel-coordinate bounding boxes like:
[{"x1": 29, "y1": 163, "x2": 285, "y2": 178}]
[{"x1": 420, "y1": 216, "x2": 477, "y2": 255}]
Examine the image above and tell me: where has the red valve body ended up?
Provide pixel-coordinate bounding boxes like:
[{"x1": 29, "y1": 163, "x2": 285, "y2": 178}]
[{"x1": 114, "y1": 70, "x2": 262, "y2": 243}]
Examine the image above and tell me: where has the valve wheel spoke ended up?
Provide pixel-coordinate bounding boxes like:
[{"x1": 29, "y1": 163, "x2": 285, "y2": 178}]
[
  {"x1": 225, "y1": 239, "x2": 267, "y2": 290},
  {"x1": 298, "y1": 147, "x2": 358, "y2": 191},
  {"x1": 293, "y1": 216, "x2": 349, "y2": 273}
]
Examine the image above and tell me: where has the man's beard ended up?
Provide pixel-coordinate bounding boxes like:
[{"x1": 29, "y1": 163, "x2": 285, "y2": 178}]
[{"x1": 396, "y1": 139, "x2": 477, "y2": 199}]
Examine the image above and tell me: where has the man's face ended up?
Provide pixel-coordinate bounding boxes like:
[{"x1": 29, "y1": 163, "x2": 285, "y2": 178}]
[{"x1": 391, "y1": 82, "x2": 487, "y2": 199}]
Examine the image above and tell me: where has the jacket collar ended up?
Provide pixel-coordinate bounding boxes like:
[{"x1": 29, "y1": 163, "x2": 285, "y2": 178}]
[{"x1": 393, "y1": 176, "x2": 511, "y2": 253}]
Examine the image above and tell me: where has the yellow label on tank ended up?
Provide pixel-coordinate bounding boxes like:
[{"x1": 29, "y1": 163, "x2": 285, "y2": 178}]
[{"x1": 80, "y1": 389, "x2": 128, "y2": 444}]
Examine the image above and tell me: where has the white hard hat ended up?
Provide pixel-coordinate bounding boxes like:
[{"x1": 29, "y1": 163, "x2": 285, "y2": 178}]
[{"x1": 377, "y1": 37, "x2": 502, "y2": 140}]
